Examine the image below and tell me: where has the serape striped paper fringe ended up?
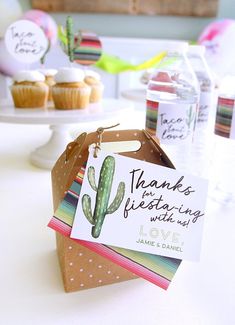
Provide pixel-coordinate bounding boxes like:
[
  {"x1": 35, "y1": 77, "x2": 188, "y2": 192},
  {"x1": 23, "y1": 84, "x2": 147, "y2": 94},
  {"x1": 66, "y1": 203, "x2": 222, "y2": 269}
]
[
  {"x1": 74, "y1": 31, "x2": 102, "y2": 66},
  {"x1": 48, "y1": 164, "x2": 181, "y2": 290},
  {"x1": 215, "y1": 96, "x2": 235, "y2": 138},
  {"x1": 145, "y1": 99, "x2": 159, "y2": 135}
]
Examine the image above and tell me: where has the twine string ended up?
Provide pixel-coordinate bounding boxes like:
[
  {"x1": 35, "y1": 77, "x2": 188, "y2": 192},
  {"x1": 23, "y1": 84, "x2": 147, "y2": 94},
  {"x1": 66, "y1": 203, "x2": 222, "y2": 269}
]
[{"x1": 93, "y1": 123, "x2": 120, "y2": 158}]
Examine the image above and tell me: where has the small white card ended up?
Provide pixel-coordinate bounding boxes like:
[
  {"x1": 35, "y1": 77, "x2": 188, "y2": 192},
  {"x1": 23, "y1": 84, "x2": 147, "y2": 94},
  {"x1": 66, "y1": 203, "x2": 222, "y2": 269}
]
[
  {"x1": 5, "y1": 20, "x2": 48, "y2": 63},
  {"x1": 71, "y1": 150, "x2": 208, "y2": 261}
]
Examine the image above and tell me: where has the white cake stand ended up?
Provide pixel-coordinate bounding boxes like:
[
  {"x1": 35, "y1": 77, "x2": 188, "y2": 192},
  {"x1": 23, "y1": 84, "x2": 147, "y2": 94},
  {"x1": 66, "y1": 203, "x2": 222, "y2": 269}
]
[
  {"x1": 121, "y1": 88, "x2": 146, "y2": 103},
  {"x1": 121, "y1": 88, "x2": 147, "y2": 112},
  {"x1": 0, "y1": 99, "x2": 133, "y2": 169}
]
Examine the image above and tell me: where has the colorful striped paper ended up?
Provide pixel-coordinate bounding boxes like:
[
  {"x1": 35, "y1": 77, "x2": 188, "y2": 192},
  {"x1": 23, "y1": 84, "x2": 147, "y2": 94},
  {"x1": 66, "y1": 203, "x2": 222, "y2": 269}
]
[
  {"x1": 215, "y1": 96, "x2": 235, "y2": 138},
  {"x1": 74, "y1": 31, "x2": 102, "y2": 66},
  {"x1": 48, "y1": 164, "x2": 181, "y2": 290},
  {"x1": 145, "y1": 99, "x2": 159, "y2": 135}
]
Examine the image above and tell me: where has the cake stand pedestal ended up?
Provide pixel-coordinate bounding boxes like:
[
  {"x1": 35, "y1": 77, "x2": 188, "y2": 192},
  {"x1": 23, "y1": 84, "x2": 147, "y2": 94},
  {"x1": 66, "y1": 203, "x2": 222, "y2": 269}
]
[
  {"x1": 30, "y1": 124, "x2": 73, "y2": 169},
  {"x1": 0, "y1": 99, "x2": 133, "y2": 169}
]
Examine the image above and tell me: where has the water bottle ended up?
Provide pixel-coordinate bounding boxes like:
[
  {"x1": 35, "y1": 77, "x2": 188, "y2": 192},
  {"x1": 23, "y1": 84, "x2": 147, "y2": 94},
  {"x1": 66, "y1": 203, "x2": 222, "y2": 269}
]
[
  {"x1": 187, "y1": 45, "x2": 215, "y2": 178},
  {"x1": 145, "y1": 43, "x2": 199, "y2": 172},
  {"x1": 211, "y1": 76, "x2": 235, "y2": 204}
]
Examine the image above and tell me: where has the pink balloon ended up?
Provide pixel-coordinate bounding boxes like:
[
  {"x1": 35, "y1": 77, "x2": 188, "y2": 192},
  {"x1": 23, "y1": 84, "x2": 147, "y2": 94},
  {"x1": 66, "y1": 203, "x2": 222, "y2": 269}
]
[
  {"x1": 198, "y1": 19, "x2": 235, "y2": 76},
  {"x1": 22, "y1": 9, "x2": 57, "y2": 45},
  {"x1": 0, "y1": 38, "x2": 26, "y2": 77}
]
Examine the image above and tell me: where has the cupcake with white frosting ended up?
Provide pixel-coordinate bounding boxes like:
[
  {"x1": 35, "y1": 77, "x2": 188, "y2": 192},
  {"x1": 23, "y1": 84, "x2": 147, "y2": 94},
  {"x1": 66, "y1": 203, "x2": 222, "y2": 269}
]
[
  {"x1": 11, "y1": 70, "x2": 49, "y2": 108},
  {"x1": 52, "y1": 67, "x2": 90, "y2": 109},
  {"x1": 39, "y1": 69, "x2": 57, "y2": 101},
  {"x1": 84, "y1": 70, "x2": 104, "y2": 103}
]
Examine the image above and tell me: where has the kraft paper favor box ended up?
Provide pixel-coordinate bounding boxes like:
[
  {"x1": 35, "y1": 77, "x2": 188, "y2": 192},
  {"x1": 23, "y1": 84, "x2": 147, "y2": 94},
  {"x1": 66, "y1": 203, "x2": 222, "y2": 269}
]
[{"x1": 50, "y1": 129, "x2": 179, "y2": 292}]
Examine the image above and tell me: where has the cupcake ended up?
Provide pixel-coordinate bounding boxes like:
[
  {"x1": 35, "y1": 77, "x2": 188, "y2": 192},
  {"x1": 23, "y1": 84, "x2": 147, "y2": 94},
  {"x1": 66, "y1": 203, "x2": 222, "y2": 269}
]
[
  {"x1": 52, "y1": 67, "x2": 91, "y2": 110},
  {"x1": 39, "y1": 69, "x2": 57, "y2": 101},
  {"x1": 11, "y1": 70, "x2": 49, "y2": 108},
  {"x1": 84, "y1": 70, "x2": 104, "y2": 103}
]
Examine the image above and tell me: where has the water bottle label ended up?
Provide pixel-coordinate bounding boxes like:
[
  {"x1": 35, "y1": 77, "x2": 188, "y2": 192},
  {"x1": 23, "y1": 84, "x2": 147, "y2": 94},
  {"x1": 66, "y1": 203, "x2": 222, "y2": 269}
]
[
  {"x1": 215, "y1": 96, "x2": 235, "y2": 139},
  {"x1": 146, "y1": 100, "x2": 197, "y2": 144},
  {"x1": 198, "y1": 91, "x2": 213, "y2": 124}
]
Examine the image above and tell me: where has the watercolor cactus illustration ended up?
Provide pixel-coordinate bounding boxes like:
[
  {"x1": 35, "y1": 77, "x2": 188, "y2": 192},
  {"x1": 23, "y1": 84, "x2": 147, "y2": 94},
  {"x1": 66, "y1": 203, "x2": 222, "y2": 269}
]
[
  {"x1": 186, "y1": 105, "x2": 195, "y2": 129},
  {"x1": 82, "y1": 156, "x2": 125, "y2": 238}
]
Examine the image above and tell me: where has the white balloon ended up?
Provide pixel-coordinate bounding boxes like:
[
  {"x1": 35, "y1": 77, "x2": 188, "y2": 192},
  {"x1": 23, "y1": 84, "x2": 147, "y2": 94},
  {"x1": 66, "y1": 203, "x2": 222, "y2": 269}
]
[{"x1": 0, "y1": 0, "x2": 23, "y2": 38}]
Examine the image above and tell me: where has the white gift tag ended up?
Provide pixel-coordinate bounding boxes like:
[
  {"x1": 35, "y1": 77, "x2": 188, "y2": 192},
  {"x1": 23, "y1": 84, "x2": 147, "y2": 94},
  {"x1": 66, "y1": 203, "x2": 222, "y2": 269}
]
[
  {"x1": 71, "y1": 150, "x2": 208, "y2": 261},
  {"x1": 5, "y1": 20, "x2": 48, "y2": 63}
]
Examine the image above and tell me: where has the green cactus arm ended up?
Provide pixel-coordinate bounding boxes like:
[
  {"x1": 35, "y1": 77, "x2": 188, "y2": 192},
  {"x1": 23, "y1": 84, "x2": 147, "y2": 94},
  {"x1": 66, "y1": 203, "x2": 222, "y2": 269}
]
[
  {"x1": 82, "y1": 194, "x2": 95, "y2": 225},
  {"x1": 92, "y1": 156, "x2": 115, "y2": 238},
  {"x1": 87, "y1": 166, "x2": 97, "y2": 191},
  {"x1": 66, "y1": 16, "x2": 74, "y2": 62},
  {"x1": 107, "y1": 182, "x2": 125, "y2": 214},
  {"x1": 186, "y1": 105, "x2": 195, "y2": 128}
]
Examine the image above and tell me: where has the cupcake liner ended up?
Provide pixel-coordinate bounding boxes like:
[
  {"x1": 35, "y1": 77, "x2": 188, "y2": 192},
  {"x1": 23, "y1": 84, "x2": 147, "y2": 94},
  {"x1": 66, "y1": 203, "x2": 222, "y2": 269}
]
[
  {"x1": 11, "y1": 85, "x2": 49, "y2": 108},
  {"x1": 52, "y1": 86, "x2": 91, "y2": 110},
  {"x1": 48, "y1": 89, "x2": 53, "y2": 102},
  {"x1": 89, "y1": 84, "x2": 104, "y2": 103},
  {"x1": 47, "y1": 86, "x2": 54, "y2": 102},
  {"x1": 45, "y1": 76, "x2": 56, "y2": 101}
]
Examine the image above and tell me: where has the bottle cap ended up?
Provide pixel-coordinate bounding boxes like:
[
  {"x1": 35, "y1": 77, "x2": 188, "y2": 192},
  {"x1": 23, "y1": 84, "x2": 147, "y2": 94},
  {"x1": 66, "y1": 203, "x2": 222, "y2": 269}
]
[
  {"x1": 219, "y1": 75, "x2": 235, "y2": 96},
  {"x1": 188, "y1": 45, "x2": 206, "y2": 56},
  {"x1": 163, "y1": 41, "x2": 189, "y2": 53}
]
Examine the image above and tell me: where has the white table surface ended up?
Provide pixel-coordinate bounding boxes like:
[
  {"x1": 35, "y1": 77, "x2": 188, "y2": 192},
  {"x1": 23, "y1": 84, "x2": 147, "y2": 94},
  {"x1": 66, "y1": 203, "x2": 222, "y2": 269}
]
[{"x1": 1, "y1": 120, "x2": 235, "y2": 325}]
